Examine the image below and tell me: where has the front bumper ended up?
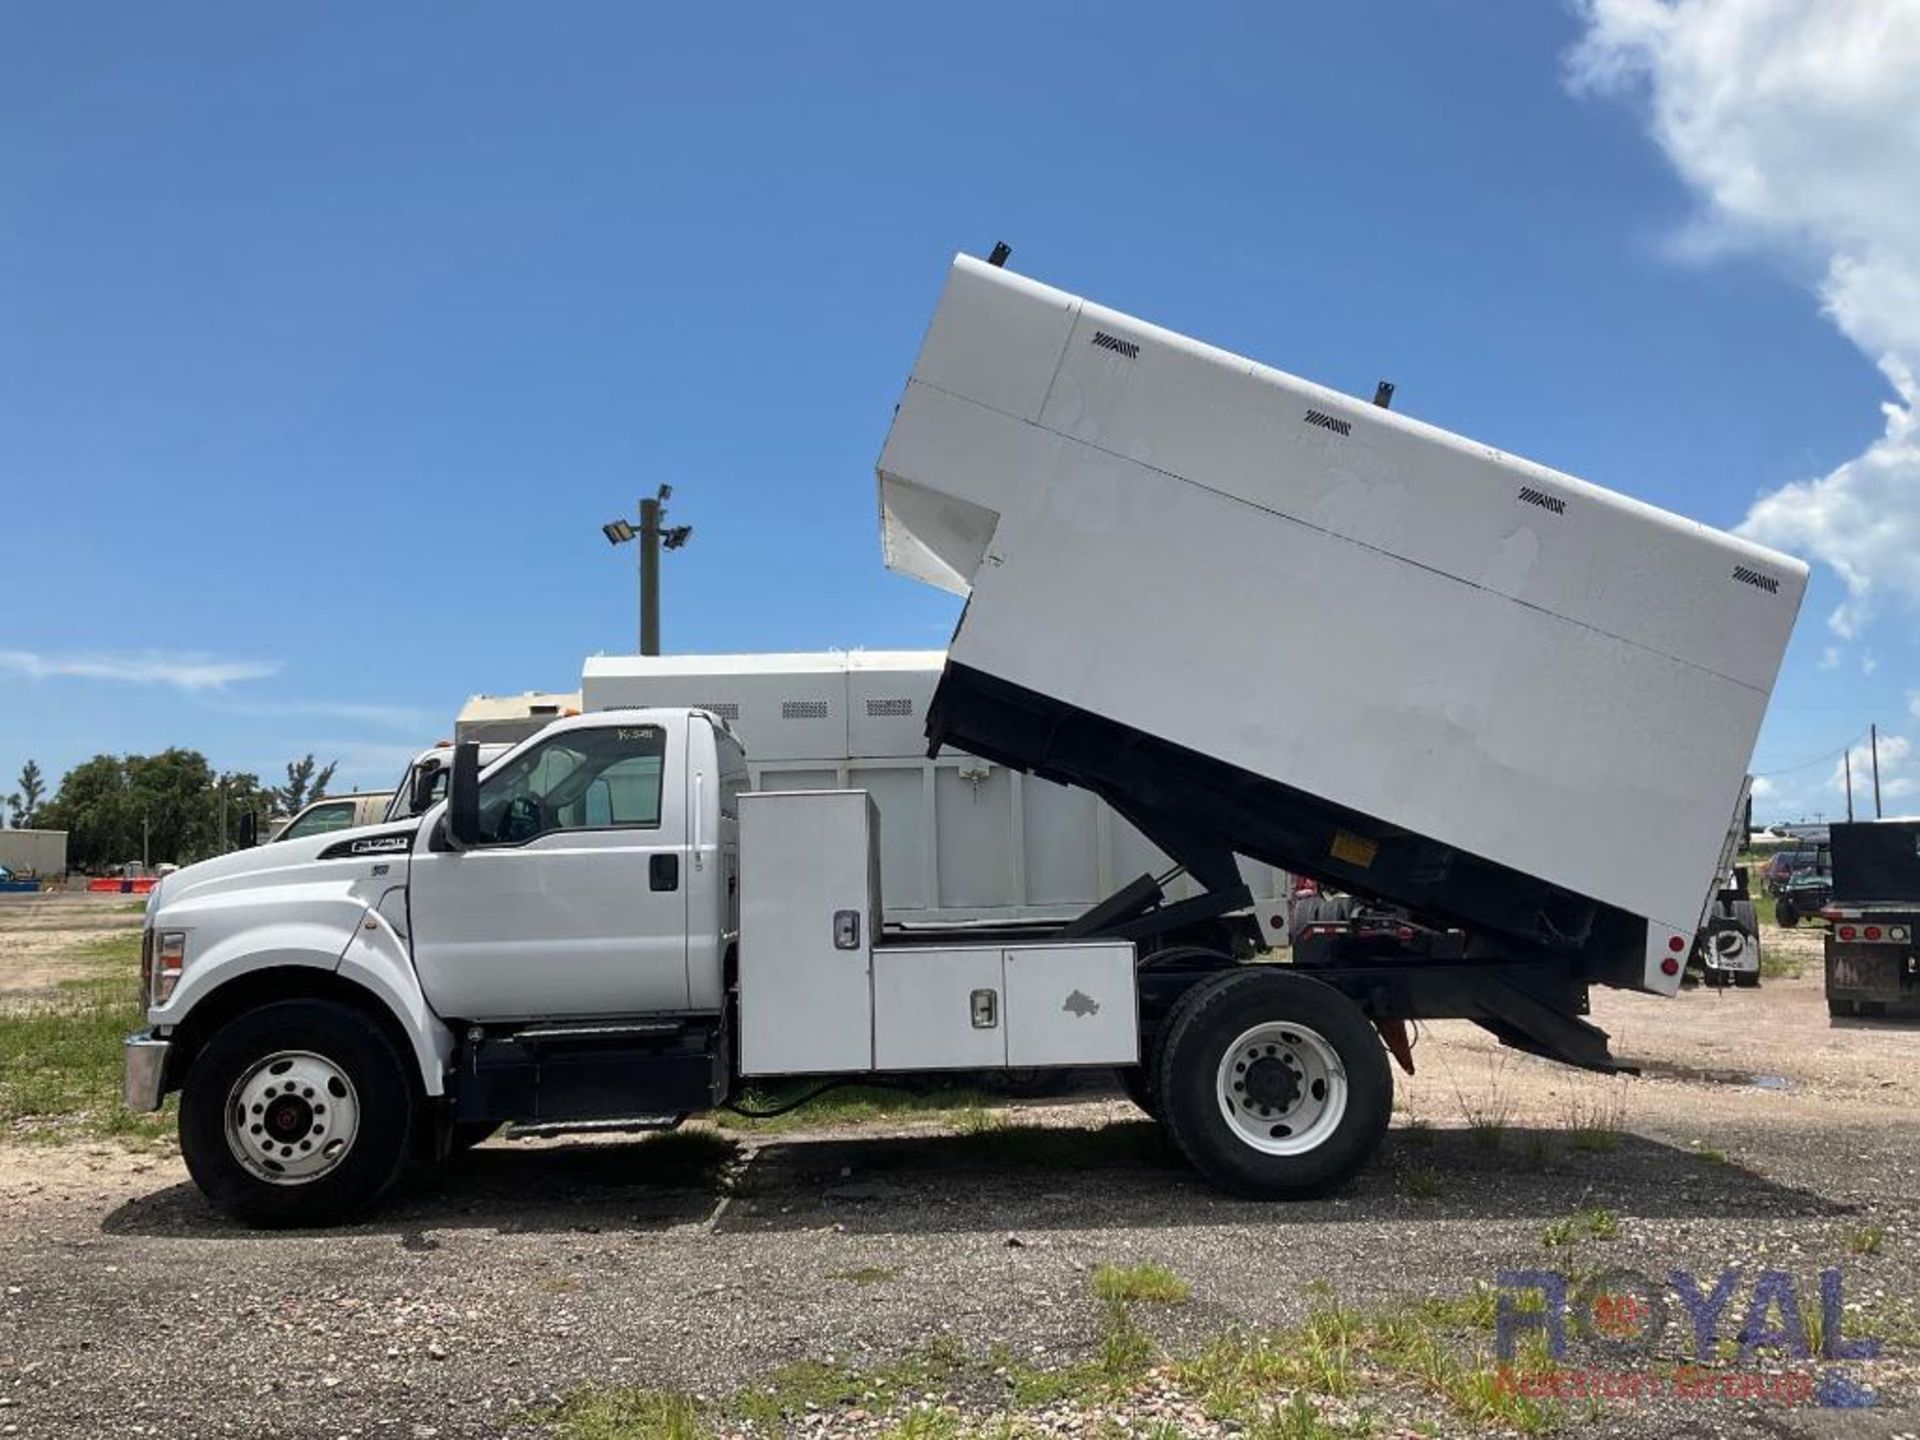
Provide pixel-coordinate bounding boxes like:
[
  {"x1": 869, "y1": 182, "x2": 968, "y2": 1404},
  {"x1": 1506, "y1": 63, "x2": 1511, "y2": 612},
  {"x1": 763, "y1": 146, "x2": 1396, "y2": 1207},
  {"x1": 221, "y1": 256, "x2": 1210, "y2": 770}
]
[{"x1": 123, "y1": 1032, "x2": 170, "y2": 1112}]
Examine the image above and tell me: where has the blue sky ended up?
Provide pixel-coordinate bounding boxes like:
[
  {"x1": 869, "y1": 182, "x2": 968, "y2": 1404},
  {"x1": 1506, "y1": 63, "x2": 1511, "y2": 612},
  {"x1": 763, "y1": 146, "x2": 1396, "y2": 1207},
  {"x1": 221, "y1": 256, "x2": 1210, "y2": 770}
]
[{"x1": 2, "y1": 2, "x2": 1914, "y2": 820}]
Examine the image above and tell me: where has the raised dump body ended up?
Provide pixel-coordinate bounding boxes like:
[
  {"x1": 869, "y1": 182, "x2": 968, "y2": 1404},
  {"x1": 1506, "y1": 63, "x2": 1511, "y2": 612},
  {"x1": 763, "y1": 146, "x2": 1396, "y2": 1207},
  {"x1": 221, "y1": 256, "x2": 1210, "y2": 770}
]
[{"x1": 878, "y1": 255, "x2": 1806, "y2": 996}]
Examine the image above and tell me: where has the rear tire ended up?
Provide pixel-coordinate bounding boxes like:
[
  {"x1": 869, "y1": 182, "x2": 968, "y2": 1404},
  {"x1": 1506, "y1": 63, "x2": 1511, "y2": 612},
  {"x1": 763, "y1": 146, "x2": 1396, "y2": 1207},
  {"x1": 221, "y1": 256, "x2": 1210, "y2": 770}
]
[
  {"x1": 1154, "y1": 968, "x2": 1390, "y2": 1198},
  {"x1": 1734, "y1": 970, "x2": 1761, "y2": 989},
  {"x1": 179, "y1": 999, "x2": 416, "y2": 1228},
  {"x1": 1776, "y1": 898, "x2": 1799, "y2": 928}
]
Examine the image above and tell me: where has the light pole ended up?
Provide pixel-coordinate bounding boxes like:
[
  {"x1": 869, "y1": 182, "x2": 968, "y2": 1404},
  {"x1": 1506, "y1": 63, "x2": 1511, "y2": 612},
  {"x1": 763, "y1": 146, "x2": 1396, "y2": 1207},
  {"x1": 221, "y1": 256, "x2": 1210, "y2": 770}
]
[{"x1": 603, "y1": 485, "x2": 693, "y2": 656}]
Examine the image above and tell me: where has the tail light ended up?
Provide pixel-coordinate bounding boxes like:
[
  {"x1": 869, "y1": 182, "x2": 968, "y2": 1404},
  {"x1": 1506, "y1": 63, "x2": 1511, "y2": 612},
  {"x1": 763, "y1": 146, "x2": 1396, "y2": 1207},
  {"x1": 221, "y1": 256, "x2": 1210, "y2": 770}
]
[
  {"x1": 1865, "y1": 926, "x2": 1883, "y2": 941},
  {"x1": 1839, "y1": 925, "x2": 1857, "y2": 941}
]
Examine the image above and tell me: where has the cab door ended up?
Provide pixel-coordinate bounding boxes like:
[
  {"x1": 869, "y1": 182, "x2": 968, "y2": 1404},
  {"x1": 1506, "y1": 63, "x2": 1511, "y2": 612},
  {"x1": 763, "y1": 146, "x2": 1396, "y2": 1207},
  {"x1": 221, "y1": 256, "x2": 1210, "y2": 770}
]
[{"x1": 407, "y1": 719, "x2": 691, "y2": 1021}]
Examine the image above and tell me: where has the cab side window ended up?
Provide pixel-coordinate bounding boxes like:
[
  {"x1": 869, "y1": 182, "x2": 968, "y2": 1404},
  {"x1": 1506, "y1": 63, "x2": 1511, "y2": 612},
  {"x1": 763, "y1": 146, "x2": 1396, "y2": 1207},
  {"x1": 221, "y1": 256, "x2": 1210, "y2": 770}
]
[{"x1": 474, "y1": 725, "x2": 667, "y2": 845}]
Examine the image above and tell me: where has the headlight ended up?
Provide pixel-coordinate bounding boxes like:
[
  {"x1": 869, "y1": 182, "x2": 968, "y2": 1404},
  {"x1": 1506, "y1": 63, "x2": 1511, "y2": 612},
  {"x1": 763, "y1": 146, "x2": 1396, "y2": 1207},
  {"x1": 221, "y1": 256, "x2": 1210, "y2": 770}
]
[{"x1": 152, "y1": 931, "x2": 187, "y2": 1003}]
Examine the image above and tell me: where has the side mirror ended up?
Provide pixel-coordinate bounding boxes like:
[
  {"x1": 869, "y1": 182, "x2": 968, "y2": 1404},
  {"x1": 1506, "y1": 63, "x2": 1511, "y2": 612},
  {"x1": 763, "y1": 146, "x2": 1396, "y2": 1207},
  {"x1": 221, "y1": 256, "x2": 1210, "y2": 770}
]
[
  {"x1": 409, "y1": 758, "x2": 442, "y2": 817},
  {"x1": 448, "y1": 740, "x2": 482, "y2": 847},
  {"x1": 237, "y1": 812, "x2": 258, "y2": 849}
]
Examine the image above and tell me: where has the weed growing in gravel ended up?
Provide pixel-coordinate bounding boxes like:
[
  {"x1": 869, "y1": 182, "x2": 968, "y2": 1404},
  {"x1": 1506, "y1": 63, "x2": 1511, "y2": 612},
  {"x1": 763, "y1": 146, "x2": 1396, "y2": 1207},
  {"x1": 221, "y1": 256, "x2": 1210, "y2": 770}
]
[
  {"x1": 1848, "y1": 1225, "x2": 1887, "y2": 1256},
  {"x1": 1091, "y1": 1262, "x2": 1191, "y2": 1305},
  {"x1": 829, "y1": 1265, "x2": 899, "y2": 1285},
  {"x1": 542, "y1": 1279, "x2": 1562, "y2": 1440},
  {"x1": 1448, "y1": 1054, "x2": 1514, "y2": 1150},
  {"x1": 1399, "y1": 1167, "x2": 1442, "y2": 1199},
  {"x1": 1542, "y1": 1208, "x2": 1620, "y2": 1247},
  {"x1": 1399, "y1": 1117, "x2": 1433, "y2": 1147},
  {"x1": 1562, "y1": 1090, "x2": 1626, "y2": 1153},
  {"x1": 536, "y1": 1385, "x2": 706, "y2": 1440},
  {"x1": 946, "y1": 1105, "x2": 1008, "y2": 1136},
  {"x1": 1694, "y1": 1144, "x2": 1731, "y2": 1166},
  {"x1": 1252, "y1": 1390, "x2": 1364, "y2": 1439}
]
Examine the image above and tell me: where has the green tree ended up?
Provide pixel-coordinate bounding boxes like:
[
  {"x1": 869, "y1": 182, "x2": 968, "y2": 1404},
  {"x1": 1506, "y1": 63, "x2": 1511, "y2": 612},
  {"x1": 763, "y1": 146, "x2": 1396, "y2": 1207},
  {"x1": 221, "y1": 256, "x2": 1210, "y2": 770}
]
[
  {"x1": 212, "y1": 770, "x2": 274, "y2": 849},
  {"x1": 273, "y1": 754, "x2": 339, "y2": 816},
  {"x1": 15, "y1": 759, "x2": 45, "y2": 826},
  {"x1": 38, "y1": 754, "x2": 136, "y2": 869}
]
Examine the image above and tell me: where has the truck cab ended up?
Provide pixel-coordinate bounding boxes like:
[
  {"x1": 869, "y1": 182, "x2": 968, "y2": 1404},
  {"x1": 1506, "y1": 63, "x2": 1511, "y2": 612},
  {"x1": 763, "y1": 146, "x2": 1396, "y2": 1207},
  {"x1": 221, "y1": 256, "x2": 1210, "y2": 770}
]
[{"x1": 127, "y1": 707, "x2": 1137, "y2": 1226}]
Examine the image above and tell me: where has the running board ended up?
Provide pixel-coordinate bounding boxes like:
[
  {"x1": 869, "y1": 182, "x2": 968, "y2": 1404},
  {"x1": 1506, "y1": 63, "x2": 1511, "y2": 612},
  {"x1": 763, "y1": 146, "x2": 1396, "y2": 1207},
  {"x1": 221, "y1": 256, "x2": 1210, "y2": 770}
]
[
  {"x1": 505, "y1": 1115, "x2": 684, "y2": 1139},
  {"x1": 513, "y1": 1020, "x2": 684, "y2": 1043}
]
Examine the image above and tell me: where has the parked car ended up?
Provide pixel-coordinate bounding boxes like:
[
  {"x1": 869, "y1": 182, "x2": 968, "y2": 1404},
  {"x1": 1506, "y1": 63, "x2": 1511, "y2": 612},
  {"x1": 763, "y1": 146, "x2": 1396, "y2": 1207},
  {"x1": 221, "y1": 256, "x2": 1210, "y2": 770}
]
[
  {"x1": 268, "y1": 792, "x2": 394, "y2": 843},
  {"x1": 1775, "y1": 868, "x2": 1833, "y2": 928},
  {"x1": 1762, "y1": 846, "x2": 1827, "y2": 896}
]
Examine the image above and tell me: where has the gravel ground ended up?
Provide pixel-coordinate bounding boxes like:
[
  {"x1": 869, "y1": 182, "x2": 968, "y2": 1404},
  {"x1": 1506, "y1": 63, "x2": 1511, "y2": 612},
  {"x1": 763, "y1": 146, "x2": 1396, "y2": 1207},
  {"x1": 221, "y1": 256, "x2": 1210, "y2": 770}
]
[{"x1": 1, "y1": 909, "x2": 1917, "y2": 1439}]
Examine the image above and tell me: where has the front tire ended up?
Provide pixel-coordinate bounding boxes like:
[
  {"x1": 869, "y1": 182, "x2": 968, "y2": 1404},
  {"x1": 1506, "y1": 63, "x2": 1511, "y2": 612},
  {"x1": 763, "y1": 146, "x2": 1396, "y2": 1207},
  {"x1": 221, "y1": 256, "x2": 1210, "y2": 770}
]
[
  {"x1": 180, "y1": 999, "x2": 416, "y2": 1228},
  {"x1": 1154, "y1": 969, "x2": 1390, "y2": 1198}
]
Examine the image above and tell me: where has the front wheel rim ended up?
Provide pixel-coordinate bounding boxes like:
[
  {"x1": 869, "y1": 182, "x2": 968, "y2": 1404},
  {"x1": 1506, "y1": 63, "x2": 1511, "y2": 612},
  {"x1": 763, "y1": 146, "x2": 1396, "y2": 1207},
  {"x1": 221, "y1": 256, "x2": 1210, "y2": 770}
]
[
  {"x1": 1215, "y1": 1020, "x2": 1349, "y2": 1156},
  {"x1": 225, "y1": 1051, "x2": 361, "y2": 1185}
]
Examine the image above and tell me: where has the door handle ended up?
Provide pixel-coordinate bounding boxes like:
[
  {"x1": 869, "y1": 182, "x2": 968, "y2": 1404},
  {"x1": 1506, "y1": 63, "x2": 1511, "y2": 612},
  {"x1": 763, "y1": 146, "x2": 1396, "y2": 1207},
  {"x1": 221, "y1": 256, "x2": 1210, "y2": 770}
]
[{"x1": 650, "y1": 853, "x2": 680, "y2": 892}]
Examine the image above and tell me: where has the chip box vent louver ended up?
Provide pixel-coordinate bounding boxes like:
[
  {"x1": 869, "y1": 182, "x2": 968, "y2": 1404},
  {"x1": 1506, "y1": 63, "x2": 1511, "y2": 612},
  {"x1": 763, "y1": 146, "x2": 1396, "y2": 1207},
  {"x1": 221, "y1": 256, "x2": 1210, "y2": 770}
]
[
  {"x1": 781, "y1": 700, "x2": 830, "y2": 720},
  {"x1": 866, "y1": 698, "x2": 913, "y2": 717},
  {"x1": 1731, "y1": 565, "x2": 1780, "y2": 595},
  {"x1": 1091, "y1": 331, "x2": 1139, "y2": 360},
  {"x1": 696, "y1": 701, "x2": 741, "y2": 720}
]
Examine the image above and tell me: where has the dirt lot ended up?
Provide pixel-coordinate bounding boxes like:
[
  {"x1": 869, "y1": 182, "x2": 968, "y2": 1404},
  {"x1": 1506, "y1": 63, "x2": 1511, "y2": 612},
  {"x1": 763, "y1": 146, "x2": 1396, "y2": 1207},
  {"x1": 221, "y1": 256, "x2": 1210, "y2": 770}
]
[{"x1": 1, "y1": 896, "x2": 1916, "y2": 1439}]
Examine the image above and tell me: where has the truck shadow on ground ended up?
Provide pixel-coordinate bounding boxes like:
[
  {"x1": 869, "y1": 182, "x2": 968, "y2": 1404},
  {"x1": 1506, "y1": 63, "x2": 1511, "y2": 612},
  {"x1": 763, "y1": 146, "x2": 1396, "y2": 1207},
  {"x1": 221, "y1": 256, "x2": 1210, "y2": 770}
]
[{"x1": 100, "y1": 1119, "x2": 1848, "y2": 1241}]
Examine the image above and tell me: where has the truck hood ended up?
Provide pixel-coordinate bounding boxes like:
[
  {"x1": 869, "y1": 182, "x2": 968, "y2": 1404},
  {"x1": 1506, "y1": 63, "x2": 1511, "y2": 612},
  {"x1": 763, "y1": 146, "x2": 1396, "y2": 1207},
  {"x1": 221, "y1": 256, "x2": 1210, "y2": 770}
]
[{"x1": 149, "y1": 821, "x2": 419, "y2": 916}]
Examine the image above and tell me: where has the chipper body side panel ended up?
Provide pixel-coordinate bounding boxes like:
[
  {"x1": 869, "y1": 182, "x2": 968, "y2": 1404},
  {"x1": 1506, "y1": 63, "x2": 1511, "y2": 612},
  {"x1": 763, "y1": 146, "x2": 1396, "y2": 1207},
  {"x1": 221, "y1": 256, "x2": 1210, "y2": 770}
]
[{"x1": 878, "y1": 257, "x2": 1806, "y2": 992}]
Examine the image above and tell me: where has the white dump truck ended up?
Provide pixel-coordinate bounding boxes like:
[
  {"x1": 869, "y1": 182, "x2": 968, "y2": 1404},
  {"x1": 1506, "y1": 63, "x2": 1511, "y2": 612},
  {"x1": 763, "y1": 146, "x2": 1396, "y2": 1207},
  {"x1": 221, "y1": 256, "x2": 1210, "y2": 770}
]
[{"x1": 125, "y1": 253, "x2": 1804, "y2": 1226}]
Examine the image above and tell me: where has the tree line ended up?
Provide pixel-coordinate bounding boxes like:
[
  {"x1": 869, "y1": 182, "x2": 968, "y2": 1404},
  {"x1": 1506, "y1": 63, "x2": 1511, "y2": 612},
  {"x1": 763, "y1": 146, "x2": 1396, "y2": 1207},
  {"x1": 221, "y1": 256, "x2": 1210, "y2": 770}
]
[{"x1": 3, "y1": 753, "x2": 339, "y2": 871}]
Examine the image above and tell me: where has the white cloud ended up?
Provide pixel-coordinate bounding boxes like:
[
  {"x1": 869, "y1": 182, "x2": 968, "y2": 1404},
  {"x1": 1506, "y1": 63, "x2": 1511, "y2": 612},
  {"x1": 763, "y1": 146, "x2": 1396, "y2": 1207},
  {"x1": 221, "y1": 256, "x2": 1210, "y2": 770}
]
[
  {"x1": 1570, "y1": 0, "x2": 1920, "y2": 638},
  {"x1": 1748, "y1": 774, "x2": 1777, "y2": 800},
  {"x1": 0, "y1": 648, "x2": 280, "y2": 692},
  {"x1": 1830, "y1": 731, "x2": 1916, "y2": 804},
  {"x1": 1819, "y1": 646, "x2": 1843, "y2": 670},
  {"x1": 1910, "y1": 690, "x2": 1920, "y2": 720},
  {"x1": 1862, "y1": 650, "x2": 1880, "y2": 675}
]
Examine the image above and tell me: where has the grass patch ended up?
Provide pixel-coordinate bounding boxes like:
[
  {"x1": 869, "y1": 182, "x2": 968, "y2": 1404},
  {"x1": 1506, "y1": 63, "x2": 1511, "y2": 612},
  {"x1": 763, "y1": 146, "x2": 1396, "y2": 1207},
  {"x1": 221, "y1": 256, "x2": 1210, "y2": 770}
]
[
  {"x1": 1759, "y1": 944, "x2": 1806, "y2": 980},
  {"x1": 1563, "y1": 1092, "x2": 1626, "y2": 1153},
  {"x1": 543, "y1": 1281, "x2": 1560, "y2": 1439},
  {"x1": 0, "y1": 937, "x2": 172, "y2": 1144},
  {"x1": 1091, "y1": 1261, "x2": 1190, "y2": 1305},
  {"x1": 1542, "y1": 1208, "x2": 1620, "y2": 1248},
  {"x1": 538, "y1": 1385, "x2": 707, "y2": 1440},
  {"x1": 829, "y1": 1265, "x2": 899, "y2": 1286},
  {"x1": 1399, "y1": 1166, "x2": 1442, "y2": 1200},
  {"x1": 1848, "y1": 1224, "x2": 1887, "y2": 1257},
  {"x1": 712, "y1": 1081, "x2": 1001, "y2": 1134},
  {"x1": 1693, "y1": 1144, "x2": 1731, "y2": 1166},
  {"x1": 945, "y1": 1105, "x2": 1008, "y2": 1136}
]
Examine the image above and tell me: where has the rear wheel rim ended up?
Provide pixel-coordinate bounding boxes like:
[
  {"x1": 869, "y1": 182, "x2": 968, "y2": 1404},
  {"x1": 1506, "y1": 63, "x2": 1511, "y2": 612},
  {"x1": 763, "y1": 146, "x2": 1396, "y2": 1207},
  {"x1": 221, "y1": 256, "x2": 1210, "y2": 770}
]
[
  {"x1": 1215, "y1": 1020, "x2": 1348, "y2": 1156},
  {"x1": 225, "y1": 1051, "x2": 361, "y2": 1185}
]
